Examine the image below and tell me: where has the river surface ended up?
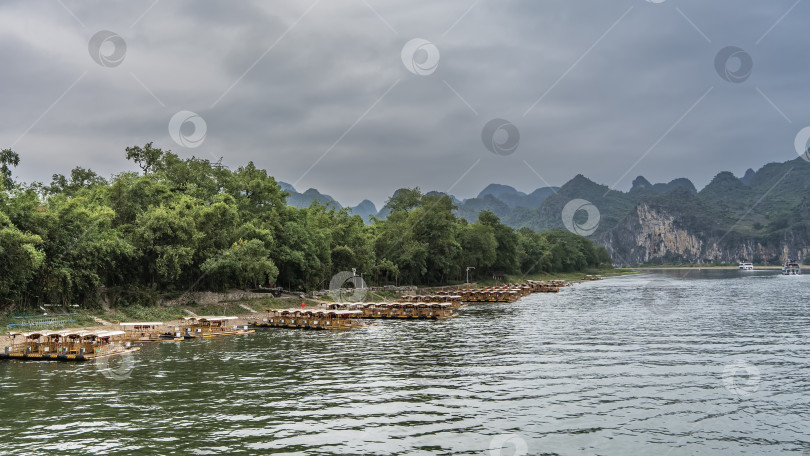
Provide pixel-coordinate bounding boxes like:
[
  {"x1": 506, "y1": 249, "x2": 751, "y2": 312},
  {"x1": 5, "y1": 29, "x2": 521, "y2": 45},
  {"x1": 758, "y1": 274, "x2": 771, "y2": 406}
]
[{"x1": 1, "y1": 270, "x2": 809, "y2": 455}]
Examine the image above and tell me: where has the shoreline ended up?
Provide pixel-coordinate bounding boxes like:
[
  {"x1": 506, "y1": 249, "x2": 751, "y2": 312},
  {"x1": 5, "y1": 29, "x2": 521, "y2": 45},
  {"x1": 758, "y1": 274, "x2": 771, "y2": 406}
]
[
  {"x1": 632, "y1": 266, "x2": 784, "y2": 270},
  {"x1": 0, "y1": 308, "x2": 326, "y2": 350},
  {"x1": 0, "y1": 272, "x2": 618, "y2": 348}
]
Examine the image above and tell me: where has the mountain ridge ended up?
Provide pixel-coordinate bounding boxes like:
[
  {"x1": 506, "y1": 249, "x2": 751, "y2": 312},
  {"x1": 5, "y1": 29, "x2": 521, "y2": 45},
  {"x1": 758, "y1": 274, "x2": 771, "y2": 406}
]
[{"x1": 280, "y1": 157, "x2": 810, "y2": 265}]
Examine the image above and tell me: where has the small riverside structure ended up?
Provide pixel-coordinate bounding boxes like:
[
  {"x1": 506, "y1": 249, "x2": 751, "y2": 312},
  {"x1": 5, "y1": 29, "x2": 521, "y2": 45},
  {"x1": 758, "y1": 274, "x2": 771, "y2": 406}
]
[{"x1": 1, "y1": 330, "x2": 139, "y2": 362}]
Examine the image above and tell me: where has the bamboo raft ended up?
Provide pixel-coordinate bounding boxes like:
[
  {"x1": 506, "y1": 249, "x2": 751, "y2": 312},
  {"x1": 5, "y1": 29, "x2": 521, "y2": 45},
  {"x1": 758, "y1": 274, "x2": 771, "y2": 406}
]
[
  {"x1": 327, "y1": 302, "x2": 459, "y2": 319},
  {"x1": 120, "y1": 322, "x2": 183, "y2": 342},
  {"x1": 415, "y1": 280, "x2": 567, "y2": 303},
  {"x1": 248, "y1": 309, "x2": 365, "y2": 330},
  {"x1": 2, "y1": 316, "x2": 255, "y2": 362},
  {"x1": 398, "y1": 295, "x2": 465, "y2": 307},
  {"x1": 1, "y1": 330, "x2": 140, "y2": 362},
  {"x1": 168, "y1": 317, "x2": 255, "y2": 339}
]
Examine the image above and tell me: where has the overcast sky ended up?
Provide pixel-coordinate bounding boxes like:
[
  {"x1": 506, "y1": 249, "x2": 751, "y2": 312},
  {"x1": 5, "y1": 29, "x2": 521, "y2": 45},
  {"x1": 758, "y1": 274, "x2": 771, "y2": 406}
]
[{"x1": 1, "y1": 0, "x2": 808, "y2": 208}]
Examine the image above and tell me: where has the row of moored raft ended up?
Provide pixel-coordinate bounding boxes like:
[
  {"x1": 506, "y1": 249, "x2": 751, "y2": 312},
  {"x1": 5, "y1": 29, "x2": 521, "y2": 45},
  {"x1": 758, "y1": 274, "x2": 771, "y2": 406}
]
[{"x1": 0, "y1": 280, "x2": 574, "y2": 362}]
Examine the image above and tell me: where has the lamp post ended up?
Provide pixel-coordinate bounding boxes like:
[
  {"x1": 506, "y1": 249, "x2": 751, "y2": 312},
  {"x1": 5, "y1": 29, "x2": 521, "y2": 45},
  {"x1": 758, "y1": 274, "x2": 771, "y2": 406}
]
[{"x1": 466, "y1": 266, "x2": 475, "y2": 284}]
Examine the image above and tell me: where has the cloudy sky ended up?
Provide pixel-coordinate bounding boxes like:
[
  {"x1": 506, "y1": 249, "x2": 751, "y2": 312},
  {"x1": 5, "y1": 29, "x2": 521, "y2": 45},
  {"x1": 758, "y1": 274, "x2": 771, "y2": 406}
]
[{"x1": 1, "y1": 0, "x2": 808, "y2": 208}]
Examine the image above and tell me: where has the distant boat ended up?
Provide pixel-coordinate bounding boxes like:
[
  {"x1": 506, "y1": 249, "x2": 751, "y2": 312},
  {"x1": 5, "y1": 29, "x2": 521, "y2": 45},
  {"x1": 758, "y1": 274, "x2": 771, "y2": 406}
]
[
  {"x1": 739, "y1": 262, "x2": 754, "y2": 271},
  {"x1": 782, "y1": 261, "x2": 801, "y2": 275}
]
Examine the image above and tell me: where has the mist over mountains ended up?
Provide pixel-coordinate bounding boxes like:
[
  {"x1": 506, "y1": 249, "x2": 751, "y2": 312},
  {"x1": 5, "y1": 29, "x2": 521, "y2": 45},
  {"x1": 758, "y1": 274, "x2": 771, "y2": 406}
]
[{"x1": 281, "y1": 157, "x2": 810, "y2": 265}]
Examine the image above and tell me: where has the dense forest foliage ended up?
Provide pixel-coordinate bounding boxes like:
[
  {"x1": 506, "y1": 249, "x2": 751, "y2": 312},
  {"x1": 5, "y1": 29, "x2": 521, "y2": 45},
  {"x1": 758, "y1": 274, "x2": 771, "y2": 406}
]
[{"x1": 0, "y1": 145, "x2": 612, "y2": 310}]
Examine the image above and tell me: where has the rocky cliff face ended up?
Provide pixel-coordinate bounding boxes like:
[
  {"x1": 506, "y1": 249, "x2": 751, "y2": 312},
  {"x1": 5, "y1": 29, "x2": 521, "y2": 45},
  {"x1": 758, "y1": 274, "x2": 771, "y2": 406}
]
[{"x1": 602, "y1": 202, "x2": 810, "y2": 265}]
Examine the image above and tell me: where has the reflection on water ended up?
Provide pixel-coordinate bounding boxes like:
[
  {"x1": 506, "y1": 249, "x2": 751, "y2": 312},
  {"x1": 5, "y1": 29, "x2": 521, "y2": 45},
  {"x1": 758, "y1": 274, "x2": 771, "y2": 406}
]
[{"x1": 1, "y1": 270, "x2": 809, "y2": 455}]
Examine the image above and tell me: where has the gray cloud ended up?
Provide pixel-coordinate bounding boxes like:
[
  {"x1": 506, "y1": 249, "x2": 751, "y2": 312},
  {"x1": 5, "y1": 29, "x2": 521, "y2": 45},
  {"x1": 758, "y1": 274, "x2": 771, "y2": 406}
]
[{"x1": 1, "y1": 0, "x2": 808, "y2": 208}]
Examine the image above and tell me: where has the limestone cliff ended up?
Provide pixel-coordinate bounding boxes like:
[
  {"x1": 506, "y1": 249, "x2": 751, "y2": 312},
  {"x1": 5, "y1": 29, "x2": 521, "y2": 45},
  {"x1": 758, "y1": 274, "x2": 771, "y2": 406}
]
[{"x1": 602, "y1": 199, "x2": 810, "y2": 265}]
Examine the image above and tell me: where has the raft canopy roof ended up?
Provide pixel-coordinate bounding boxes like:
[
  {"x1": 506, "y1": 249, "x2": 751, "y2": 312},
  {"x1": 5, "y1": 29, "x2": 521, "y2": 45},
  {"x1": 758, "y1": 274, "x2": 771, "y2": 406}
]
[
  {"x1": 183, "y1": 316, "x2": 239, "y2": 321},
  {"x1": 15, "y1": 329, "x2": 123, "y2": 339},
  {"x1": 272, "y1": 309, "x2": 363, "y2": 316},
  {"x1": 17, "y1": 330, "x2": 77, "y2": 338},
  {"x1": 85, "y1": 330, "x2": 125, "y2": 338}
]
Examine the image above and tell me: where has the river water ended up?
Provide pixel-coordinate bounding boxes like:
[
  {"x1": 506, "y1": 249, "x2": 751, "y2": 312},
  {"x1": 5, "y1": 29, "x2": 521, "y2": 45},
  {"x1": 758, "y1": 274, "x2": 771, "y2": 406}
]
[{"x1": 1, "y1": 270, "x2": 808, "y2": 455}]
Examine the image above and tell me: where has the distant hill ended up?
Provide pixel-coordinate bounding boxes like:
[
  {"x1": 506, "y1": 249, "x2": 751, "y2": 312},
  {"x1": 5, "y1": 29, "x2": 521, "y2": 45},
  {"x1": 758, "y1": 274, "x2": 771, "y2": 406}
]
[
  {"x1": 425, "y1": 191, "x2": 462, "y2": 206},
  {"x1": 280, "y1": 158, "x2": 810, "y2": 265},
  {"x1": 347, "y1": 200, "x2": 378, "y2": 223},
  {"x1": 630, "y1": 176, "x2": 697, "y2": 195},
  {"x1": 740, "y1": 168, "x2": 756, "y2": 186},
  {"x1": 475, "y1": 183, "x2": 557, "y2": 209},
  {"x1": 280, "y1": 182, "x2": 342, "y2": 209},
  {"x1": 277, "y1": 181, "x2": 297, "y2": 195}
]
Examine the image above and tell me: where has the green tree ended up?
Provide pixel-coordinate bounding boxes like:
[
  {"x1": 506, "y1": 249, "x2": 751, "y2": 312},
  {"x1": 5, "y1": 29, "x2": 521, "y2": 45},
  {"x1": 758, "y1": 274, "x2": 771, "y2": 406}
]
[
  {"x1": 131, "y1": 199, "x2": 200, "y2": 286},
  {"x1": 0, "y1": 212, "x2": 45, "y2": 307},
  {"x1": 125, "y1": 142, "x2": 165, "y2": 175},
  {"x1": 201, "y1": 239, "x2": 279, "y2": 290},
  {"x1": 0, "y1": 148, "x2": 20, "y2": 190},
  {"x1": 29, "y1": 196, "x2": 132, "y2": 305},
  {"x1": 48, "y1": 167, "x2": 107, "y2": 195},
  {"x1": 459, "y1": 222, "x2": 497, "y2": 278},
  {"x1": 478, "y1": 211, "x2": 519, "y2": 274},
  {"x1": 517, "y1": 227, "x2": 552, "y2": 274}
]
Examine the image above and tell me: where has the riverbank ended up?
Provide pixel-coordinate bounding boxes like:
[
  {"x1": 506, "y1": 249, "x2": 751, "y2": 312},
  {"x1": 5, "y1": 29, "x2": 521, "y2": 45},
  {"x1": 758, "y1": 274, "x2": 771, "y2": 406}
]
[
  {"x1": 634, "y1": 265, "x2": 783, "y2": 270},
  {"x1": 0, "y1": 271, "x2": 626, "y2": 344},
  {"x1": 0, "y1": 296, "x2": 335, "y2": 347}
]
